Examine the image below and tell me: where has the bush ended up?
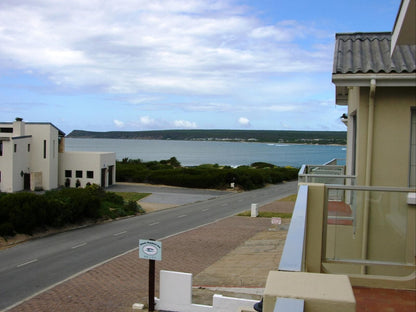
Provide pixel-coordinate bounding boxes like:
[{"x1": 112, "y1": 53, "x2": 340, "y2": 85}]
[
  {"x1": 116, "y1": 158, "x2": 299, "y2": 190},
  {"x1": 1, "y1": 185, "x2": 146, "y2": 237},
  {"x1": 0, "y1": 192, "x2": 49, "y2": 235},
  {"x1": 0, "y1": 222, "x2": 14, "y2": 237}
]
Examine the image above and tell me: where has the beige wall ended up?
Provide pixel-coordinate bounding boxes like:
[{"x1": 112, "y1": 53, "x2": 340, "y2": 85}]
[
  {"x1": 349, "y1": 86, "x2": 415, "y2": 187},
  {"x1": 371, "y1": 88, "x2": 414, "y2": 187}
]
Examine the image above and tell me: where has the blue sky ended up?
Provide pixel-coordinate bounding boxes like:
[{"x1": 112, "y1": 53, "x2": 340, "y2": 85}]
[{"x1": 0, "y1": 0, "x2": 399, "y2": 134}]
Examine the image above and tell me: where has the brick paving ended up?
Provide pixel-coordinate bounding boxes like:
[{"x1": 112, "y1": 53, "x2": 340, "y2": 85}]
[{"x1": 6, "y1": 216, "x2": 275, "y2": 312}]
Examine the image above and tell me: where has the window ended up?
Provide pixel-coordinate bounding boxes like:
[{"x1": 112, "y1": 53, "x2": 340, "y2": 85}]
[
  {"x1": 43, "y1": 140, "x2": 46, "y2": 159},
  {"x1": 53, "y1": 140, "x2": 55, "y2": 158},
  {"x1": 65, "y1": 170, "x2": 72, "y2": 178},
  {"x1": 410, "y1": 108, "x2": 416, "y2": 187},
  {"x1": 14, "y1": 144, "x2": 17, "y2": 153},
  {"x1": 76, "y1": 170, "x2": 83, "y2": 178},
  {"x1": 0, "y1": 141, "x2": 3, "y2": 156},
  {"x1": 28, "y1": 144, "x2": 30, "y2": 152},
  {"x1": 87, "y1": 171, "x2": 94, "y2": 179}
]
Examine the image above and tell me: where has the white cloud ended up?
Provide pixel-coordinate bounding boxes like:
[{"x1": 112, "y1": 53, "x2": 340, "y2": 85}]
[
  {"x1": 238, "y1": 117, "x2": 251, "y2": 127},
  {"x1": 113, "y1": 119, "x2": 124, "y2": 128},
  {"x1": 132, "y1": 115, "x2": 197, "y2": 130},
  {"x1": 173, "y1": 120, "x2": 197, "y2": 129},
  {"x1": 0, "y1": 0, "x2": 340, "y2": 132},
  {"x1": 139, "y1": 116, "x2": 157, "y2": 126},
  {"x1": 0, "y1": 0, "x2": 332, "y2": 98}
]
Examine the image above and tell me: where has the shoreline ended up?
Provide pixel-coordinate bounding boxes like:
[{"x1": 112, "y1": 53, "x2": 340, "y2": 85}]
[{"x1": 66, "y1": 136, "x2": 347, "y2": 145}]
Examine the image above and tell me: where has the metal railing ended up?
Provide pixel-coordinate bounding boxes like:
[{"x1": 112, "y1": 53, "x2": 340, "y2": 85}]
[
  {"x1": 273, "y1": 298, "x2": 304, "y2": 312},
  {"x1": 298, "y1": 162, "x2": 355, "y2": 202},
  {"x1": 323, "y1": 184, "x2": 416, "y2": 277},
  {"x1": 278, "y1": 184, "x2": 308, "y2": 272}
]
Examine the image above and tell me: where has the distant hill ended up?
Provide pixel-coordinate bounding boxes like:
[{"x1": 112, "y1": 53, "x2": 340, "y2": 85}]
[{"x1": 67, "y1": 129, "x2": 347, "y2": 145}]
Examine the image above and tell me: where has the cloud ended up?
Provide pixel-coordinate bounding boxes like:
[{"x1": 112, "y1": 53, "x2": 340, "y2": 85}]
[
  {"x1": 173, "y1": 120, "x2": 197, "y2": 129},
  {"x1": 139, "y1": 116, "x2": 159, "y2": 127},
  {"x1": 0, "y1": 0, "x2": 342, "y2": 132},
  {"x1": 238, "y1": 117, "x2": 251, "y2": 127},
  {"x1": 0, "y1": 0, "x2": 332, "y2": 98},
  {"x1": 113, "y1": 119, "x2": 124, "y2": 128},
  {"x1": 131, "y1": 115, "x2": 197, "y2": 130}
]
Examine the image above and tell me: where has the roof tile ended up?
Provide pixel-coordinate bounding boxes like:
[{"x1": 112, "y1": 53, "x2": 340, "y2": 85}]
[{"x1": 333, "y1": 32, "x2": 416, "y2": 74}]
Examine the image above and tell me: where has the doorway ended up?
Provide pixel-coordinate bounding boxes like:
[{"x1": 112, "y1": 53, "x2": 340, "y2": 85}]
[
  {"x1": 24, "y1": 173, "x2": 30, "y2": 190},
  {"x1": 101, "y1": 168, "x2": 106, "y2": 187},
  {"x1": 108, "y1": 165, "x2": 114, "y2": 186}
]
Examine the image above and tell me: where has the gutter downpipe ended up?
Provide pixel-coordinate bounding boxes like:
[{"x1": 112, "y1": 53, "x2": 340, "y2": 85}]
[{"x1": 361, "y1": 79, "x2": 376, "y2": 274}]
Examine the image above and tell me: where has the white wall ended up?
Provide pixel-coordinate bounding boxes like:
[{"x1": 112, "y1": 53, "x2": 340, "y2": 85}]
[
  {"x1": 0, "y1": 139, "x2": 13, "y2": 192},
  {"x1": 11, "y1": 136, "x2": 31, "y2": 192},
  {"x1": 0, "y1": 121, "x2": 32, "y2": 192},
  {"x1": 59, "y1": 151, "x2": 116, "y2": 188},
  {"x1": 26, "y1": 124, "x2": 60, "y2": 191},
  {"x1": 1, "y1": 120, "x2": 116, "y2": 192}
]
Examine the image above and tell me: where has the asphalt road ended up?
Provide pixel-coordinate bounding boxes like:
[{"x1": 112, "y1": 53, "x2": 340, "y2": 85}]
[{"x1": 0, "y1": 181, "x2": 297, "y2": 311}]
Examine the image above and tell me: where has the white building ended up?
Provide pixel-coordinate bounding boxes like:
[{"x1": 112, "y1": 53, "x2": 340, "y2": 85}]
[{"x1": 0, "y1": 118, "x2": 116, "y2": 193}]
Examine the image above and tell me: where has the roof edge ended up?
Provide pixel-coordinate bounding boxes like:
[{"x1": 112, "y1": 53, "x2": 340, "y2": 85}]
[
  {"x1": 332, "y1": 73, "x2": 416, "y2": 87},
  {"x1": 26, "y1": 122, "x2": 66, "y2": 136}
]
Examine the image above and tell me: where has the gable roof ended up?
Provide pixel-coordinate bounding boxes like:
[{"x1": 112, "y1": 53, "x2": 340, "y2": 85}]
[{"x1": 333, "y1": 32, "x2": 415, "y2": 75}]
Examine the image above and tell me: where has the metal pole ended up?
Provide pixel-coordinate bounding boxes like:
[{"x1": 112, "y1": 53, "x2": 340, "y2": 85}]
[{"x1": 148, "y1": 259, "x2": 155, "y2": 311}]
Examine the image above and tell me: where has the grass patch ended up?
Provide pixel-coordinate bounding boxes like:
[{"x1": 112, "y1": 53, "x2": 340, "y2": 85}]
[
  {"x1": 278, "y1": 194, "x2": 297, "y2": 202},
  {"x1": 116, "y1": 192, "x2": 151, "y2": 202},
  {"x1": 237, "y1": 193, "x2": 296, "y2": 218},
  {"x1": 237, "y1": 211, "x2": 292, "y2": 218}
]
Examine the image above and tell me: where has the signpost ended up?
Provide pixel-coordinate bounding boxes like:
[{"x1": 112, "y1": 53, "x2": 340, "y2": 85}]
[{"x1": 139, "y1": 239, "x2": 162, "y2": 312}]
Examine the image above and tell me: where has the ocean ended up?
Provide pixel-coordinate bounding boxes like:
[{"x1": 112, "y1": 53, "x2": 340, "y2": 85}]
[{"x1": 65, "y1": 138, "x2": 346, "y2": 168}]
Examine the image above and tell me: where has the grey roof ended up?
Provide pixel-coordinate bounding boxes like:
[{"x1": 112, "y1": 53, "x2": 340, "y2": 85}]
[{"x1": 333, "y1": 32, "x2": 416, "y2": 74}]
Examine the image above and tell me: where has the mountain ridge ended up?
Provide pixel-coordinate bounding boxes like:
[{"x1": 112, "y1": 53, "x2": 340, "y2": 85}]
[{"x1": 67, "y1": 129, "x2": 347, "y2": 145}]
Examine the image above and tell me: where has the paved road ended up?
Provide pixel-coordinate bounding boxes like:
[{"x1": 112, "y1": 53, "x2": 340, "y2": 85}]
[{"x1": 0, "y1": 181, "x2": 297, "y2": 311}]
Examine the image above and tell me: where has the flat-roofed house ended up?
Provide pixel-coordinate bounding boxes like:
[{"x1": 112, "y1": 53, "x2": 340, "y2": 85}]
[{"x1": 0, "y1": 118, "x2": 115, "y2": 193}]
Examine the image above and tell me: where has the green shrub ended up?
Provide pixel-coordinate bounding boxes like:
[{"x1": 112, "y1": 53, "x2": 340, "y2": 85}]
[
  {"x1": 116, "y1": 158, "x2": 299, "y2": 190},
  {"x1": 0, "y1": 222, "x2": 14, "y2": 237}
]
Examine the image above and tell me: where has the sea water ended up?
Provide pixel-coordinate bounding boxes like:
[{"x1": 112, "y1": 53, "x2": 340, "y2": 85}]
[{"x1": 65, "y1": 138, "x2": 346, "y2": 168}]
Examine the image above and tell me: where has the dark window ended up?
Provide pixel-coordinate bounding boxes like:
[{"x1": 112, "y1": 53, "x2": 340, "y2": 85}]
[
  {"x1": 87, "y1": 171, "x2": 94, "y2": 179},
  {"x1": 43, "y1": 140, "x2": 46, "y2": 159},
  {"x1": 0, "y1": 141, "x2": 2, "y2": 156},
  {"x1": 76, "y1": 170, "x2": 83, "y2": 178},
  {"x1": 14, "y1": 144, "x2": 17, "y2": 153},
  {"x1": 0, "y1": 127, "x2": 13, "y2": 133},
  {"x1": 65, "y1": 170, "x2": 72, "y2": 178},
  {"x1": 28, "y1": 144, "x2": 30, "y2": 152}
]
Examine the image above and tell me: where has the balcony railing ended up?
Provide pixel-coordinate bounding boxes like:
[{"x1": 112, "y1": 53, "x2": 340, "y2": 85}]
[
  {"x1": 278, "y1": 184, "x2": 308, "y2": 272},
  {"x1": 298, "y1": 161, "x2": 355, "y2": 202},
  {"x1": 322, "y1": 185, "x2": 416, "y2": 281}
]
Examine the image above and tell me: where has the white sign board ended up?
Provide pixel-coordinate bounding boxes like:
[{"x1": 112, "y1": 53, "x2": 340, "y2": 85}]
[
  {"x1": 139, "y1": 239, "x2": 162, "y2": 261},
  {"x1": 271, "y1": 217, "x2": 282, "y2": 225}
]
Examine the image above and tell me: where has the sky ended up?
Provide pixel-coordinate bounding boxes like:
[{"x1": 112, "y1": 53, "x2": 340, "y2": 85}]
[{"x1": 0, "y1": 0, "x2": 399, "y2": 134}]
